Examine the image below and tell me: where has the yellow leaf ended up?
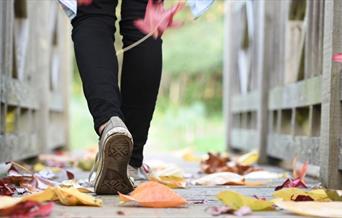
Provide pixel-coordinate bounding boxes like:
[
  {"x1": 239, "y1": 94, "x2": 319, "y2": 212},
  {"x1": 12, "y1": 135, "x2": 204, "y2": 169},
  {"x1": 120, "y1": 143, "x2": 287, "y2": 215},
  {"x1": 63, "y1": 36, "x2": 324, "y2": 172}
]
[
  {"x1": 77, "y1": 159, "x2": 95, "y2": 171},
  {"x1": 237, "y1": 150, "x2": 259, "y2": 165},
  {"x1": 55, "y1": 187, "x2": 102, "y2": 207},
  {"x1": 33, "y1": 163, "x2": 46, "y2": 172},
  {"x1": 0, "y1": 197, "x2": 21, "y2": 210},
  {"x1": 150, "y1": 176, "x2": 187, "y2": 188},
  {"x1": 217, "y1": 191, "x2": 273, "y2": 211},
  {"x1": 22, "y1": 187, "x2": 57, "y2": 202},
  {"x1": 275, "y1": 201, "x2": 342, "y2": 218},
  {"x1": 182, "y1": 150, "x2": 201, "y2": 163},
  {"x1": 273, "y1": 188, "x2": 330, "y2": 202}
]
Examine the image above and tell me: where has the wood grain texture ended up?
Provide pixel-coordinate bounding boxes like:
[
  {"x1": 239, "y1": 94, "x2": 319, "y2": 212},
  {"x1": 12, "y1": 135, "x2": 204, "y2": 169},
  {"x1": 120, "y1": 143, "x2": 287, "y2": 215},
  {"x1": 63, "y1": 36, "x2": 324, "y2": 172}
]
[
  {"x1": 0, "y1": 0, "x2": 71, "y2": 161},
  {"x1": 305, "y1": 0, "x2": 324, "y2": 78},
  {"x1": 268, "y1": 76, "x2": 321, "y2": 110},
  {"x1": 320, "y1": 0, "x2": 342, "y2": 188}
]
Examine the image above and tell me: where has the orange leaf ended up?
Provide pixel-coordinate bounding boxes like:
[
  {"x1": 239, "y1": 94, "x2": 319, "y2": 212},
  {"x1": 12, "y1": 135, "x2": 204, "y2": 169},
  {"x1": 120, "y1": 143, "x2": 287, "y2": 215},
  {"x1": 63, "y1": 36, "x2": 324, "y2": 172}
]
[{"x1": 118, "y1": 181, "x2": 187, "y2": 208}]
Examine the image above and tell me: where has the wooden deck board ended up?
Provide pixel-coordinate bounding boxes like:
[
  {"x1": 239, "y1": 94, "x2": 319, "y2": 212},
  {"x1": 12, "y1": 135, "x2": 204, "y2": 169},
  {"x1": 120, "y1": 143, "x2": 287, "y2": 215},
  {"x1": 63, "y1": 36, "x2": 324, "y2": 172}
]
[{"x1": 51, "y1": 152, "x2": 318, "y2": 217}]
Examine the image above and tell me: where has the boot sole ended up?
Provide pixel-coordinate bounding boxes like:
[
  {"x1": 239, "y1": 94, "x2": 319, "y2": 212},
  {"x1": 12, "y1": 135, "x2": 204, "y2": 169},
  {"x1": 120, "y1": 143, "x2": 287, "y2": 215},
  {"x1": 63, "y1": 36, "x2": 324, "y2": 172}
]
[{"x1": 94, "y1": 131, "x2": 134, "y2": 195}]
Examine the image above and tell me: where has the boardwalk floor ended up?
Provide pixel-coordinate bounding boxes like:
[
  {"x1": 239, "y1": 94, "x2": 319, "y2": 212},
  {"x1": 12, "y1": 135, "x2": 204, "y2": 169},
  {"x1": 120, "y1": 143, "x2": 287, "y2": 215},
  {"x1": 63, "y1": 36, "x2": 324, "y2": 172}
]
[{"x1": 51, "y1": 152, "x2": 318, "y2": 218}]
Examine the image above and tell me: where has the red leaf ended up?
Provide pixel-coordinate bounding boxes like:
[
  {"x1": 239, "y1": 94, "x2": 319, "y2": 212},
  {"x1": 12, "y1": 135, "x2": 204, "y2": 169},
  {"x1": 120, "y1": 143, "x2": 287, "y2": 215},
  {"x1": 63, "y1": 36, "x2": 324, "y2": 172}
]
[
  {"x1": 66, "y1": 170, "x2": 75, "y2": 180},
  {"x1": 205, "y1": 206, "x2": 252, "y2": 216},
  {"x1": 291, "y1": 195, "x2": 314, "y2": 202},
  {"x1": 0, "y1": 201, "x2": 54, "y2": 218},
  {"x1": 77, "y1": 0, "x2": 92, "y2": 6},
  {"x1": 0, "y1": 181, "x2": 15, "y2": 196},
  {"x1": 134, "y1": 0, "x2": 185, "y2": 38},
  {"x1": 293, "y1": 159, "x2": 308, "y2": 182},
  {"x1": 274, "y1": 178, "x2": 307, "y2": 191},
  {"x1": 332, "y1": 53, "x2": 342, "y2": 63}
]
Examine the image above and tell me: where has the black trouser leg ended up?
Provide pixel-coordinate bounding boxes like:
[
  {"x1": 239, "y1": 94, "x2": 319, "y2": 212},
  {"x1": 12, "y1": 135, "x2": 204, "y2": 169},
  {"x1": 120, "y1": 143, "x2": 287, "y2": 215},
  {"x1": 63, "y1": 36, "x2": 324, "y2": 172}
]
[
  {"x1": 71, "y1": 0, "x2": 121, "y2": 135},
  {"x1": 71, "y1": 0, "x2": 162, "y2": 167},
  {"x1": 120, "y1": 0, "x2": 163, "y2": 167}
]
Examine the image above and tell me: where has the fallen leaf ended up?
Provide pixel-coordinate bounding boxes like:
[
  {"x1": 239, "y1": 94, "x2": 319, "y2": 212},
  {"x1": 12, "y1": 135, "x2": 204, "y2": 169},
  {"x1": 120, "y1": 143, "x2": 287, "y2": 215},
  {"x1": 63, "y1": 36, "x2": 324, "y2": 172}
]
[
  {"x1": 200, "y1": 153, "x2": 261, "y2": 175},
  {"x1": 0, "y1": 201, "x2": 54, "y2": 218},
  {"x1": 333, "y1": 53, "x2": 342, "y2": 63},
  {"x1": 33, "y1": 163, "x2": 46, "y2": 172},
  {"x1": 117, "y1": 210, "x2": 125, "y2": 216},
  {"x1": 37, "y1": 168, "x2": 57, "y2": 180},
  {"x1": 292, "y1": 195, "x2": 314, "y2": 201},
  {"x1": 134, "y1": 0, "x2": 185, "y2": 38},
  {"x1": 22, "y1": 187, "x2": 57, "y2": 203},
  {"x1": 217, "y1": 191, "x2": 274, "y2": 211},
  {"x1": 205, "y1": 205, "x2": 252, "y2": 216},
  {"x1": 275, "y1": 201, "x2": 342, "y2": 218},
  {"x1": 60, "y1": 179, "x2": 94, "y2": 193},
  {"x1": 118, "y1": 181, "x2": 187, "y2": 208},
  {"x1": 4, "y1": 162, "x2": 57, "y2": 192},
  {"x1": 192, "y1": 172, "x2": 244, "y2": 186},
  {"x1": 273, "y1": 188, "x2": 329, "y2": 202},
  {"x1": 0, "y1": 181, "x2": 15, "y2": 196},
  {"x1": 150, "y1": 176, "x2": 186, "y2": 189},
  {"x1": 0, "y1": 196, "x2": 22, "y2": 210},
  {"x1": 39, "y1": 153, "x2": 73, "y2": 168},
  {"x1": 66, "y1": 170, "x2": 75, "y2": 180},
  {"x1": 152, "y1": 166, "x2": 184, "y2": 178},
  {"x1": 275, "y1": 178, "x2": 307, "y2": 191},
  {"x1": 54, "y1": 187, "x2": 102, "y2": 206},
  {"x1": 200, "y1": 153, "x2": 231, "y2": 174},
  {"x1": 77, "y1": 159, "x2": 95, "y2": 171},
  {"x1": 292, "y1": 158, "x2": 308, "y2": 181},
  {"x1": 326, "y1": 189, "x2": 342, "y2": 201},
  {"x1": 181, "y1": 149, "x2": 201, "y2": 163},
  {"x1": 237, "y1": 150, "x2": 259, "y2": 165}
]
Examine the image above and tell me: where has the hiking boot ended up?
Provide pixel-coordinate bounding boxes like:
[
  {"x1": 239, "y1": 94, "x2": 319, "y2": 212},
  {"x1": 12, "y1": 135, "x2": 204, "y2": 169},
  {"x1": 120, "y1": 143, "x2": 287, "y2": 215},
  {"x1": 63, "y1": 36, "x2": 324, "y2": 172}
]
[
  {"x1": 90, "y1": 116, "x2": 134, "y2": 195},
  {"x1": 127, "y1": 163, "x2": 151, "y2": 181}
]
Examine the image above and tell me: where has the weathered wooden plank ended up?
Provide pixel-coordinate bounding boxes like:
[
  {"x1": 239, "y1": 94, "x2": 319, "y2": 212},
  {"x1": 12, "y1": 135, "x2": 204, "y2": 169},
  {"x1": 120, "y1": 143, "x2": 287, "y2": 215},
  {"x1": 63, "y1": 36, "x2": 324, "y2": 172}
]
[
  {"x1": 48, "y1": 117, "x2": 66, "y2": 149},
  {"x1": 268, "y1": 0, "x2": 288, "y2": 88},
  {"x1": 4, "y1": 76, "x2": 39, "y2": 108},
  {"x1": 0, "y1": 0, "x2": 4, "y2": 109},
  {"x1": 231, "y1": 128, "x2": 258, "y2": 151},
  {"x1": 0, "y1": 133, "x2": 39, "y2": 162},
  {"x1": 231, "y1": 91, "x2": 259, "y2": 113},
  {"x1": 268, "y1": 76, "x2": 321, "y2": 110},
  {"x1": 305, "y1": 0, "x2": 324, "y2": 78},
  {"x1": 58, "y1": 9, "x2": 72, "y2": 149},
  {"x1": 320, "y1": 0, "x2": 342, "y2": 188},
  {"x1": 267, "y1": 134, "x2": 320, "y2": 166},
  {"x1": 49, "y1": 91, "x2": 64, "y2": 112}
]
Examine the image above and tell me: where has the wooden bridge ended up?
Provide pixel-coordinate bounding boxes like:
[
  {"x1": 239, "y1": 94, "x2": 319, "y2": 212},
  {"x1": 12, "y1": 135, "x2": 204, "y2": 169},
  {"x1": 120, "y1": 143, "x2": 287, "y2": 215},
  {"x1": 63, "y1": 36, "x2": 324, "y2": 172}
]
[{"x1": 1, "y1": 0, "x2": 342, "y2": 193}]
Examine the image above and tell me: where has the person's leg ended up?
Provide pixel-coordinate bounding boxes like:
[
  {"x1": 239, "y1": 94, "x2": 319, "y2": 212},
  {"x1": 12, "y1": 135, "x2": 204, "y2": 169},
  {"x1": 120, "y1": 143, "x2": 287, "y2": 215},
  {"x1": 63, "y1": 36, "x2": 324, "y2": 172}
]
[
  {"x1": 71, "y1": 0, "x2": 134, "y2": 194},
  {"x1": 71, "y1": 0, "x2": 122, "y2": 135},
  {"x1": 120, "y1": 0, "x2": 163, "y2": 168}
]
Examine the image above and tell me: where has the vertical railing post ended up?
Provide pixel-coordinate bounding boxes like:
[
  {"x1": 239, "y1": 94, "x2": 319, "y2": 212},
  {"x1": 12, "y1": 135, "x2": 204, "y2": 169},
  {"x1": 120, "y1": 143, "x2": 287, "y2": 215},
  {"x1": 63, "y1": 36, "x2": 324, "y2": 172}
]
[
  {"x1": 35, "y1": 0, "x2": 50, "y2": 153},
  {"x1": 255, "y1": 0, "x2": 269, "y2": 163},
  {"x1": 223, "y1": 0, "x2": 233, "y2": 151},
  {"x1": 320, "y1": 0, "x2": 342, "y2": 188}
]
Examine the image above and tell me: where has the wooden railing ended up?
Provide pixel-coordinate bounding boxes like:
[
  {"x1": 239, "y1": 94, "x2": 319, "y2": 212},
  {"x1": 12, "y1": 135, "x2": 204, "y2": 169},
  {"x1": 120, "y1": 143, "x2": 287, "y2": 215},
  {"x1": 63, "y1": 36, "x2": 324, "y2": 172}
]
[
  {"x1": 0, "y1": 0, "x2": 72, "y2": 162},
  {"x1": 224, "y1": 0, "x2": 342, "y2": 188}
]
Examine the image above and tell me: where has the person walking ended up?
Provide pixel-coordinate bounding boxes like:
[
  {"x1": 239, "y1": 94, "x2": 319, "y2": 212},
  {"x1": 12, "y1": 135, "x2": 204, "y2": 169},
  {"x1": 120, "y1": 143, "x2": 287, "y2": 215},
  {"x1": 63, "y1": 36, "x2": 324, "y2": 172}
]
[{"x1": 58, "y1": 0, "x2": 214, "y2": 195}]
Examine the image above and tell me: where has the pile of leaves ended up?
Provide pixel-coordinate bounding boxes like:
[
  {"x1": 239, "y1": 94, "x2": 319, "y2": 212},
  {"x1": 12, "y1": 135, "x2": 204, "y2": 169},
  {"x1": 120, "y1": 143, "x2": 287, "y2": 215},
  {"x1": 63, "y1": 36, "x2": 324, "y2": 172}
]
[{"x1": 200, "y1": 152, "x2": 261, "y2": 175}]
